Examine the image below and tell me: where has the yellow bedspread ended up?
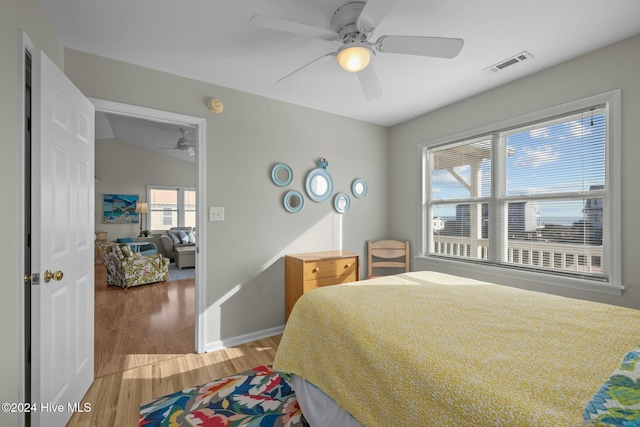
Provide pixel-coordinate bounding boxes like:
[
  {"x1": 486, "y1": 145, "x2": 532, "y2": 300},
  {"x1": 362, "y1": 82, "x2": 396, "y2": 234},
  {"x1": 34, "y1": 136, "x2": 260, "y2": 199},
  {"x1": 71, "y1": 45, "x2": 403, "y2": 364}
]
[{"x1": 272, "y1": 272, "x2": 640, "y2": 426}]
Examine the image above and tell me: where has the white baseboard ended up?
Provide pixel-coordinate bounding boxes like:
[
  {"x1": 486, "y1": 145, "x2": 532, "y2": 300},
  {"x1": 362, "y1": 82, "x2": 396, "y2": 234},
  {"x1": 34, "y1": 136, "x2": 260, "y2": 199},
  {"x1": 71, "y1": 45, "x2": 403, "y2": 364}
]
[{"x1": 204, "y1": 325, "x2": 285, "y2": 353}]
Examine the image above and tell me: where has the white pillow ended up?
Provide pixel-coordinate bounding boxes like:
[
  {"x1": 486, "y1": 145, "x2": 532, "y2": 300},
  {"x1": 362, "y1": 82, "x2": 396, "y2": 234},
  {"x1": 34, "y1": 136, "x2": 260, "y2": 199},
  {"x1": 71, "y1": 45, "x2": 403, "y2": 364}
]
[
  {"x1": 187, "y1": 232, "x2": 196, "y2": 244},
  {"x1": 168, "y1": 231, "x2": 181, "y2": 245},
  {"x1": 173, "y1": 229, "x2": 189, "y2": 244}
]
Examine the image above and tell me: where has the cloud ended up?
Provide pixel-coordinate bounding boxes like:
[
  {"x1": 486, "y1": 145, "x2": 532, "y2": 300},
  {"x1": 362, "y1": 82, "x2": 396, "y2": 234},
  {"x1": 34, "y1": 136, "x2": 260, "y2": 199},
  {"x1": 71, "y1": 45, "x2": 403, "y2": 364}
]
[
  {"x1": 528, "y1": 120, "x2": 594, "y2": 141},
  {"x1": 567, "y1": 120, "x2": 593, "y2": 137},
  {"x1": 529, "y1": 127, "x2": 550, "y2": 138},
  {"x1": 514, "y1": 144, "x2": 560, "y2": 167}
]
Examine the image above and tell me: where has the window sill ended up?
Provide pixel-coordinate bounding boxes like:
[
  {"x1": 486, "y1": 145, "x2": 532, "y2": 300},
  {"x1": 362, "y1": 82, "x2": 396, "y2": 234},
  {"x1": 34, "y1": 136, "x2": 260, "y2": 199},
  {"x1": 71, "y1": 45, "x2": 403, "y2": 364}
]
[{"x1": 415, "y1": 255, "x2": 623, "y2": 296}]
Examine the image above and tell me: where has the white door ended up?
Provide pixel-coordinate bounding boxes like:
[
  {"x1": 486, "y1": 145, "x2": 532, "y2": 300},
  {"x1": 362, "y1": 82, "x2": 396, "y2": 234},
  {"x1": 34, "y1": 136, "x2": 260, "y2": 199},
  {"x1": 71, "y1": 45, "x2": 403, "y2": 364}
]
[{"x1": 31, "y1": 49, "x2": 95, "y2": 427}]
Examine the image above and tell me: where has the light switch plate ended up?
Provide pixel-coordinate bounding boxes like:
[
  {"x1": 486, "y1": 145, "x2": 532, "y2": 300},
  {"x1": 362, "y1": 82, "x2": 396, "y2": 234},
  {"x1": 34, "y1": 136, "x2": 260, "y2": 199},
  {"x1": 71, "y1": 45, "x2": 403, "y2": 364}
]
[{"x1": 209, "y1": 206, "x2": 224, "y2": 221}]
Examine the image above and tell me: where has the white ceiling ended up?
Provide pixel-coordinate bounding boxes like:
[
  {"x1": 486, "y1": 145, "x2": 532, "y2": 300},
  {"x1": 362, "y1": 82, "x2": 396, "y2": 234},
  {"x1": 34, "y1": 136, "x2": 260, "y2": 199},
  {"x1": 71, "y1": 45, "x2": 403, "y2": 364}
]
[
  {"x1": 41, "y1": 0, "x2": 640, "y2": 127},
  {"x1": 96, "y1": 112, "x2": 197, "y2": 162}
]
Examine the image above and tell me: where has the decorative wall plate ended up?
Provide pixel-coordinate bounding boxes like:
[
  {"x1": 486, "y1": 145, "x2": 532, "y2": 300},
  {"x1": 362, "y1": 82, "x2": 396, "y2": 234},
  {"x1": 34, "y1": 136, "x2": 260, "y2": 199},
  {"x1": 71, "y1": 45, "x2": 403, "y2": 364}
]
[
  {"x1": 305, "y1": 168, "x2": 334, "y2": 202},
  {"x1": 272, "y1": 163, "x2": 293, "y2": 187},
  {"x1": 351, "y1": 178, "x2": 368, "y2": 198},
  {"x1": 334, "y1": 192, "x2": 351, "y2": 214},
  {"x1": 284, "y1": 190, "x2": 304, "y2": 213}
]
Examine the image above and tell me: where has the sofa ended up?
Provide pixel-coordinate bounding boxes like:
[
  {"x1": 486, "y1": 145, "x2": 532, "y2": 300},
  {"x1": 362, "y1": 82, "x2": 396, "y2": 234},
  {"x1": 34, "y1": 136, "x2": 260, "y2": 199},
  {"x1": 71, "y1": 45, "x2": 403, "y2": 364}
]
[
  {"x1": 98, "y1": 241, "x2": 169, "y2": 288},
  {"x1": 160, "y1": 227, "x2": 196, "y2": 261}
]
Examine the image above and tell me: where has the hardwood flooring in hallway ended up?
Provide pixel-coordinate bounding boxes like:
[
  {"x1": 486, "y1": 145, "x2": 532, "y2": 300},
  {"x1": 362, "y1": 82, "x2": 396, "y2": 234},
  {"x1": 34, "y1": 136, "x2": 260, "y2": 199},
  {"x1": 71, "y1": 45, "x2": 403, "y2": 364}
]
[{"x1": 94, "y1": 263, "x2": 195, "y2": 377}]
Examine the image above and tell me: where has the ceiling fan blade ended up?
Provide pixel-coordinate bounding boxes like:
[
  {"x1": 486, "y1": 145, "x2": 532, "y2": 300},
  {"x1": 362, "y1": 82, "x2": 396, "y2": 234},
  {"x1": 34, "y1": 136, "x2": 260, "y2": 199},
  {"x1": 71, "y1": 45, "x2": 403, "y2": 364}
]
[
  {"x1": 250, "y1": 15, "x2": 339, "y2": 41},
  {"x1": 357, "y1": 0, "x2": 400, "y2": 35},
  {"x1": 357, "y1": 63, "x2": 382, "y2": 100},
  {"x1": 377, "y1": 35, "x2": 464, "y2": 58},
  {"x1": 277, "y1": 52, "x2": 336, "y2": 84}
]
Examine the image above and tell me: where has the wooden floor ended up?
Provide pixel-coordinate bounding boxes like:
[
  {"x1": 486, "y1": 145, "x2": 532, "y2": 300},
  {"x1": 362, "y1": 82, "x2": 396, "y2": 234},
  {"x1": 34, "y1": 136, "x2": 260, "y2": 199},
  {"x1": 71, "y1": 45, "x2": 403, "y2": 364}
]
[
  {"x1": 68, "y1": 264, "x2": 280, "y2": 426},
  {"x1": 94, "y1": 264, "x2": 196, "y2": 377},
  {"x1": 67, "y1": 335, "x2": 281, "y2": 426}
]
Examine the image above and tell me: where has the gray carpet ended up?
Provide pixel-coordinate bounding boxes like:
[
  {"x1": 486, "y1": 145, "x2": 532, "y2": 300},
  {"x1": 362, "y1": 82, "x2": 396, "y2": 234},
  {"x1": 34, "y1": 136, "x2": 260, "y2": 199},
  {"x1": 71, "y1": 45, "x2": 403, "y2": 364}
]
[{"x1": 167, "y1": 263, "x2": 195, "y2": 281}]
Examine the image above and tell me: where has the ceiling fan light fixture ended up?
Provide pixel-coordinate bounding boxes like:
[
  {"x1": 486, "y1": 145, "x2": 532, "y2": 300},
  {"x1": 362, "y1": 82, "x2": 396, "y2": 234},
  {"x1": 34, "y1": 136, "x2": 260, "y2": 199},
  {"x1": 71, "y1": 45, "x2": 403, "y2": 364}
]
[{"x1": 337, "y1": 44, "x2": 371, "y2": 72}]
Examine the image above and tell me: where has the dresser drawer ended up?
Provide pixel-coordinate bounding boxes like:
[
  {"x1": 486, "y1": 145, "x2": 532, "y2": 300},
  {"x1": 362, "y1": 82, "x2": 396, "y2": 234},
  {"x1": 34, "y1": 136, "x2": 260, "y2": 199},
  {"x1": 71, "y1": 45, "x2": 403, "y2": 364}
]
[
  {"x1": 303, "y1": 256, "x2": 358, "y2": 280},
  {"x1": 303, "y1": 270, "x2": 359, "y2": 292}
]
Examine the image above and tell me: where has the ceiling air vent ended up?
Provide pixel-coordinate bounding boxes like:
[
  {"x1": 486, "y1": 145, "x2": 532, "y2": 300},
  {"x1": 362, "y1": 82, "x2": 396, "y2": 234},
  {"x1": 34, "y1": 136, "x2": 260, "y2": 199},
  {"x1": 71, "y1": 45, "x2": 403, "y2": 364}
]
[{"x1": 486, "y1": 51, "x2": 533, "y2": 73}]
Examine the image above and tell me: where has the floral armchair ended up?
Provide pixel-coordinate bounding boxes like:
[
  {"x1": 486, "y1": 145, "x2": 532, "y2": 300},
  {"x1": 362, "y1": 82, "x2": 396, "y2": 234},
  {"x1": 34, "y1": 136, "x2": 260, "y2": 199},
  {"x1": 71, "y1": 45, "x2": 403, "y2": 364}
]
[{"x1": 98, "y1": 241, "x2": 169, "y2": 288}]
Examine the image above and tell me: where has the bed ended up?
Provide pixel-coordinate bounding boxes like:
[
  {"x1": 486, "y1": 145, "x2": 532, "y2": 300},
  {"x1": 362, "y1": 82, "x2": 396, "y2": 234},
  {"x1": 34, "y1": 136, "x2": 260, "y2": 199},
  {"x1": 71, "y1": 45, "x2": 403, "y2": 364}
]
[{"x1": 272, "y1": 271, "x2": 640, "y2": 426}]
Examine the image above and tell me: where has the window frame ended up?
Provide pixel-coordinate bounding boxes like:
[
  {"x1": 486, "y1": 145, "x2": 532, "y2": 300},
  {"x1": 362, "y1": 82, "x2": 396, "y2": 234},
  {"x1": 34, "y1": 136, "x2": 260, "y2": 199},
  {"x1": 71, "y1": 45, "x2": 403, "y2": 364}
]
[
  {"x1": 418, "y1": 90, "x2": 622, "y2": 295},
  {"x1": 147, "y1": 185, "x2": 196, "y2": 230},
  {"x1": 162, "y1": 207, "x2": 173, "y2": 227}
]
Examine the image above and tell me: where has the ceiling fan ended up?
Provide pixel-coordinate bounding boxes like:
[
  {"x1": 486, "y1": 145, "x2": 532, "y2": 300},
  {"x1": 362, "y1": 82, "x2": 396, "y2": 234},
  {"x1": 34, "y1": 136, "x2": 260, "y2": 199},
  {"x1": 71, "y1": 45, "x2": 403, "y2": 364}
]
[
  {"x1": 157, "y1": 128, "x2": 196, "y2": 156},
  {"x1": 250, "y1": 0, "x2": 464, "y2": 100}
]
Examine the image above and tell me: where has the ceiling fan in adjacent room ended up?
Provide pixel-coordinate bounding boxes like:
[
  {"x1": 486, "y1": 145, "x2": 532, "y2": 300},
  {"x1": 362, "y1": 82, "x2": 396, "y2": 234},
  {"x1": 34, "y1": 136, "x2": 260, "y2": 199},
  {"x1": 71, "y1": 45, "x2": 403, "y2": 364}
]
[
  {"x1": 250, "y1": 0, "x2": 464, "y2": 100},
  {"x1": 157, "y1": 128, "x2": 196, "y2": 156}
]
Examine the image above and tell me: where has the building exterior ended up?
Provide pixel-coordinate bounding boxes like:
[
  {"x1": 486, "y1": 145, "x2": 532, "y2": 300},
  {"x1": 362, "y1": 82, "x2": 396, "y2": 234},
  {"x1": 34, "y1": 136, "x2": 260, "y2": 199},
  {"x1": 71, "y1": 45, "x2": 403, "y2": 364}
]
[
  {"x1": 581, "y1": 185, "x2": 604, "y2": 245},
  {"x1": 507, "y1": 202, "x2": 541, "y2": 237},
  {"x1": 445, "y1": 202, "x2": 540, "y2": 238}
]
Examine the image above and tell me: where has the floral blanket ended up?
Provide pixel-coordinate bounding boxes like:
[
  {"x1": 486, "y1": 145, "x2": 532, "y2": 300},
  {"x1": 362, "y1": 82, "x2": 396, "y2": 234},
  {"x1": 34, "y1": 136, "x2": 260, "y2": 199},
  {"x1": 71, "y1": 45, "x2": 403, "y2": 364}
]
[
  {"x1": 139, "y1": 365, "x2": 308, "y2": 427},
  {"x1": 584, "y1": 345, "x2": 640, "y2": 426},
  {"x1": 274, "y1": 271, "x2": 640, "y2": 426}
]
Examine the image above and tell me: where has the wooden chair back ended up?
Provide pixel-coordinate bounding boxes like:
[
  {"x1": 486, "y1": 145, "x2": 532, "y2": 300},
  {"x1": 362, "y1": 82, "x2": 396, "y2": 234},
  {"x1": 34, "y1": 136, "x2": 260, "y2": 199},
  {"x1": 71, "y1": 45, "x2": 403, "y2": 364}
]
[{"x1": 367, "y1": 240, "x2": 410, "y2": 279}]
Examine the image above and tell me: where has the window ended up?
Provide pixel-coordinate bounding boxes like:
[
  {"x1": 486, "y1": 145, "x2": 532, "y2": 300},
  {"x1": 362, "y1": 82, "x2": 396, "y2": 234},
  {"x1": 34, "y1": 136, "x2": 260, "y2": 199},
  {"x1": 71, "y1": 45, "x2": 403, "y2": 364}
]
[
  {"x1": 184, "y1": 189, "x2": 196, "y2": 227},
  {"x1": 162, "y1": 208, "x2": 173, "y2": 226},
  {"x1": 148, "y1": 186, "x2": 196, "y2": 230},
  {"x1": 420, "y1": 92, "x2": 621, "y2": 292}
]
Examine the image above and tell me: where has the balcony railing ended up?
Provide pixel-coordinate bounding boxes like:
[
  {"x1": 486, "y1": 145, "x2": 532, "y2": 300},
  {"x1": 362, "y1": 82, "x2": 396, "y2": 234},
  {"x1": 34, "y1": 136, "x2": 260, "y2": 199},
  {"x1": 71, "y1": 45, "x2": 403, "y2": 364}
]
[{"x1": 432, "y1": 235, "x2": 603, "y2": 274}]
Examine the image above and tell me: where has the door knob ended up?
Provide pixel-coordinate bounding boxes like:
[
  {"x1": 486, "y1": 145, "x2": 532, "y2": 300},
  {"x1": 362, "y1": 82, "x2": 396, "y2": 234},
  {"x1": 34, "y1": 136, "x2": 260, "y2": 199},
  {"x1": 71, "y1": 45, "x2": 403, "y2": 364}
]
[{"x1": 44, "y1": 270, "x2": 64, "y2": 283}]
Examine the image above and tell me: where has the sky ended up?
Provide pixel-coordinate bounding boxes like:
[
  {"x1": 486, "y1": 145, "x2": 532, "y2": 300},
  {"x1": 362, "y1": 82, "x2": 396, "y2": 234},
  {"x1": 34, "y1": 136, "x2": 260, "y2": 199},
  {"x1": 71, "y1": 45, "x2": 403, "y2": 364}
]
[{"x1": 431, "y1": 112, "x2": 605, "y2": 224}]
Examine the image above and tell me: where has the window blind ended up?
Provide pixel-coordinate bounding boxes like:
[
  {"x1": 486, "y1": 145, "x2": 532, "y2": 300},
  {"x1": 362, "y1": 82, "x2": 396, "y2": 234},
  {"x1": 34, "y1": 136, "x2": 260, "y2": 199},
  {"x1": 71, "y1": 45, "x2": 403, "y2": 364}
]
[{"x1": 426, "y1": 104, "x2": 608, "y2": 280}]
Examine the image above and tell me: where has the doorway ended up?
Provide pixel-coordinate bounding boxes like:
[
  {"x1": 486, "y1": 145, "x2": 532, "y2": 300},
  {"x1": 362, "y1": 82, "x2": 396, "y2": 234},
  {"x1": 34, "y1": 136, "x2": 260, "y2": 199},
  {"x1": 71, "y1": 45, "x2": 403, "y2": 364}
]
[{"x1": 90, "y1": 99, "x2": 207, "y2": 369}]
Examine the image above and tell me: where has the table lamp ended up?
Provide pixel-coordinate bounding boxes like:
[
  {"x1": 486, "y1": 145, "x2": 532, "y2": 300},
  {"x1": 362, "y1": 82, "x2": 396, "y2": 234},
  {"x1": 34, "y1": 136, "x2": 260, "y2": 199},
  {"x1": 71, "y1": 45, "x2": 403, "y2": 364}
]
[{"x1": 134, "y1": 202, "x2": 148, "y2": 236}]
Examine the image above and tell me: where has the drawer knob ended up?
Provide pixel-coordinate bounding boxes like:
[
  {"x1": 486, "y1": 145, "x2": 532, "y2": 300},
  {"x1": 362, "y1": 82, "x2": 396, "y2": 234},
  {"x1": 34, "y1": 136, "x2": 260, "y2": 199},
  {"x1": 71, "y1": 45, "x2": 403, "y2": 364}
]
[
  {"x1": 312, "y1": 267, "x2": 320, "y2": 273},
  {"x1": 344, "y1": 264, "x2": 350, "y2": 269}
]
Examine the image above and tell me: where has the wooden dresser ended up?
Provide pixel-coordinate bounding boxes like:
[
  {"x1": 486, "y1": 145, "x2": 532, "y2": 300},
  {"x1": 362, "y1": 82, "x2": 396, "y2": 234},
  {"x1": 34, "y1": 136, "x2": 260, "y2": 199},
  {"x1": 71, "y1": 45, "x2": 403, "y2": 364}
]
[{"x1": 285, "y1": 251, "x2": 359, "y2": 321}]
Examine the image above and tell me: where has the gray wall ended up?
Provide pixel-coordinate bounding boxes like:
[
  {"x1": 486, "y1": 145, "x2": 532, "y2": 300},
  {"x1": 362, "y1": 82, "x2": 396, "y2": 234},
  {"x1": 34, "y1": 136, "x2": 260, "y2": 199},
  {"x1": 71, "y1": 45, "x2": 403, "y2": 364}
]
[
  {"x1": 4, "y1": 0, "x2": 637, "y2": 421},
  {"x1": 95, "y1": 138, "x2": 196, "y2": 239},
  {"x1": 62, "y1": 49, "x2": 390, "y2": 344},
  {"x1": 0, "y1": 0, "x2": 65, "y2": 423},
  {"x1": 389, "y1": 33, "x2": 640, "y2": 309}
]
